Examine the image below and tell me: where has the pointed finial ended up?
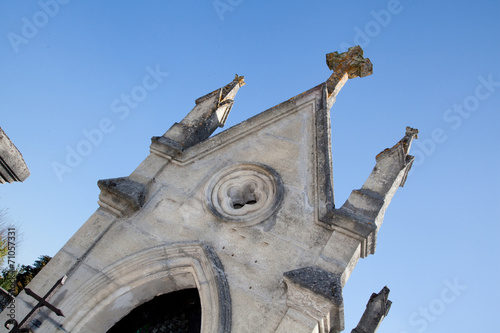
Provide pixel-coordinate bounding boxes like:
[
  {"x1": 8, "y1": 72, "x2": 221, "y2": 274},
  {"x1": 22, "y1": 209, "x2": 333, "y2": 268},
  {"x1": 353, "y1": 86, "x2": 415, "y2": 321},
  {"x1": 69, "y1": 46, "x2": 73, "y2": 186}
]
[
  {"x1": 405, "y1": 126, "x2": 419, "y2": 139},
  {"x1": 351, "y1": 286, "x2": 392, "y2": 333},
  {"x1": 401, "y1": 126, "x2": 419, "y2": 156},
  {"x1": 152, "y1": 75, "x2": 245, "y2": 157},
  {"x1": 234, "y1": 74, "x2": 245, "y2": 86}
]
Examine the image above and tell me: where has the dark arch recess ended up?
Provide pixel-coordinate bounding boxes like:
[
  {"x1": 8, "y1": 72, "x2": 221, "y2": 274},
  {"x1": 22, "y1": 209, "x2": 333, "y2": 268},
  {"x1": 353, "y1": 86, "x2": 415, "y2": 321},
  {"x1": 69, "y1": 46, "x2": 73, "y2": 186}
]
[{"x1": 106, "y1": 288, "x2": 202, "y2": 333}]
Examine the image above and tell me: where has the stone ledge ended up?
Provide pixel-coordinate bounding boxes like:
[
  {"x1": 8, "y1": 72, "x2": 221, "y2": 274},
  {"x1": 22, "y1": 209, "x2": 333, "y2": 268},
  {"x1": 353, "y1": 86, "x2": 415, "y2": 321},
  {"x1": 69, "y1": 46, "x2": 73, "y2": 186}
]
[
  {"x1": 97, "y1": 177, "x2": 146, "y2": 217},
  {"x1": 284, "y1": 266, "x2": 343, "y2": 306},
  {"x1": 150, "y1": 135, "x2": 184, "y2": 159},
  {"x1": 283, "y1": 266, "x2": 344, "y2": 333}
]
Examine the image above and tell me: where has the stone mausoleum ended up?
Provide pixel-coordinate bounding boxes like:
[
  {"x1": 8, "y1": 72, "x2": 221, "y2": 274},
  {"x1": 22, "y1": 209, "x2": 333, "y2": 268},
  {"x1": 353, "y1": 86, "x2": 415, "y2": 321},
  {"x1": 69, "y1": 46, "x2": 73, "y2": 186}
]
[{"x1": 0, "y1": 46, "x2": 417, "y2": 333}]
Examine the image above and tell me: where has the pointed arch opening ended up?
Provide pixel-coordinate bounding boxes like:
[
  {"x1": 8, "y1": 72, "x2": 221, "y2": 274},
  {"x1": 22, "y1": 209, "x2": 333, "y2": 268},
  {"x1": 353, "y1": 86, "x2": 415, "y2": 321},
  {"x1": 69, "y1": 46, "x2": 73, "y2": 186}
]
[{"x1": 62, "y1": 243, "x2": 231, "y2": 333}]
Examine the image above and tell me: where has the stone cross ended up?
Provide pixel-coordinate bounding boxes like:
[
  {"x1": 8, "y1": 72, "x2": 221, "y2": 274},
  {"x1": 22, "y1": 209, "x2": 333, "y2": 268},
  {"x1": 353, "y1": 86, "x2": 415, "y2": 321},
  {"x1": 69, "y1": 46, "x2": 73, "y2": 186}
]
[
  {"x1": 325, "y1": 45, "x2": 373, "y2": 101},
  {"x1": 5, "y1": 276, "x2": 66, "y2": 333}
]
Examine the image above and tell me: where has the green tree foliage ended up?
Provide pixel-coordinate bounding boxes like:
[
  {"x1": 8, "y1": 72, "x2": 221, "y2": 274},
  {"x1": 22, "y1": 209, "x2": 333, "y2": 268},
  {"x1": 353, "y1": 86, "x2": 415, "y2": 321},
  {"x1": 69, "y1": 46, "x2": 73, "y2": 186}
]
[
  {"x1": 0, "y1": 265, "x2": 18, "y2": 292},
  {"x1": 0, "y1": 255, "x2": 51, "y2": 296}
]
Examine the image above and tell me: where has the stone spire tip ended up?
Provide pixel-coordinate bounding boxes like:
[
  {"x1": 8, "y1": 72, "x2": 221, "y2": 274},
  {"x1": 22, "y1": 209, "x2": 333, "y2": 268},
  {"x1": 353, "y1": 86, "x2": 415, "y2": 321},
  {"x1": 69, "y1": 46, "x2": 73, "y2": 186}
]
[{"x1": 234, "y1": 74, "x2": 245, "y2": 87}]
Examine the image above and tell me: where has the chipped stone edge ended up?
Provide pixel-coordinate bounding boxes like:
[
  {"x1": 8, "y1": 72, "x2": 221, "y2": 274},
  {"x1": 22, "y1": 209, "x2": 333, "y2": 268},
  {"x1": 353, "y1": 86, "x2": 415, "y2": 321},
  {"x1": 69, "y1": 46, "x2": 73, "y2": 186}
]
[
  {"x1": 97, "y1": 177, "x2": 146, "y2": 217},
  {"x1": 283, "y1": 266, "x2": 344, "y2": 333},
  {"x1": 202, "y1": 244, "x2": 232, "y2": 333}
]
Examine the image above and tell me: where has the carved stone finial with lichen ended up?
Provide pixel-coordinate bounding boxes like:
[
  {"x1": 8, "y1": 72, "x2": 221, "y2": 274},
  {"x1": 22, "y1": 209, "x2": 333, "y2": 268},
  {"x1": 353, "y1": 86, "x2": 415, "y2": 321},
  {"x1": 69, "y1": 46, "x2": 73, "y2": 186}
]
[
  {"x1": 326, "y1": 45, "x2": 373, "y2": 80},
  {"x1": 325, "y1": 45, "x2": 373, "y2": 101}
]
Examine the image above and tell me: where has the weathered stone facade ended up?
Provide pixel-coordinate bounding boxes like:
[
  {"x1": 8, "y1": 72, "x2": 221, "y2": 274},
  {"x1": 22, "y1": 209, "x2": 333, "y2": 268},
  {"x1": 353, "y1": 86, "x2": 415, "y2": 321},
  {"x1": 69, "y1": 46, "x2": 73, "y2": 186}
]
[
  {"x1": 0, "y1": 46, "x2": 417, "y2": 333},
  {"x1": 0, "y1": 127, "x2": 30, "y2": 184}
]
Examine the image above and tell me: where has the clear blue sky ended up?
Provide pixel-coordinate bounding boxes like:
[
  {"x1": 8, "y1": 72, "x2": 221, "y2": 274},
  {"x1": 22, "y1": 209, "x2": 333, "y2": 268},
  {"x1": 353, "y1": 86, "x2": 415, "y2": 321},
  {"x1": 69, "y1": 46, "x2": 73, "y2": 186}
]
[{"x1": 1, "y1": 1, "x2": 499, "y2": 332}]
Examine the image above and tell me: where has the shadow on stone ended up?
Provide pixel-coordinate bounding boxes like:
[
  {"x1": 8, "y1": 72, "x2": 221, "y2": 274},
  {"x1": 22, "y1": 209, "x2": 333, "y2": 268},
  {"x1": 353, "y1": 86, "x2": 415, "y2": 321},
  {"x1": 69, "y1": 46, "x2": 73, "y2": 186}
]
[{"x1": 107, "y1": 289, "x2": 201, "y2": 333}]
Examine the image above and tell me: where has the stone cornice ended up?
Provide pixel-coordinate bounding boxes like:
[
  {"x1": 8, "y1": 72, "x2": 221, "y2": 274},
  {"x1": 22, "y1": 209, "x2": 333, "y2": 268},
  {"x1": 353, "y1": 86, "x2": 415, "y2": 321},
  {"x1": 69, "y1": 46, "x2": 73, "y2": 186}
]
[{"x1": 97, "y1": 177, "x2": 146, "y2": 217}]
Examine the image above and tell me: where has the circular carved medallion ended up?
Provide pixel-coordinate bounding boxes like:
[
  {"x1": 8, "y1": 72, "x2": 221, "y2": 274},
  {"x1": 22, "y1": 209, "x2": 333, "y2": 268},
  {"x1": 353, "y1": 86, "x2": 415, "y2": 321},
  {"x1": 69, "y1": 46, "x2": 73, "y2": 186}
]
[{"x1": 206, "y1": 163, "x2": 283, "y2": 226}]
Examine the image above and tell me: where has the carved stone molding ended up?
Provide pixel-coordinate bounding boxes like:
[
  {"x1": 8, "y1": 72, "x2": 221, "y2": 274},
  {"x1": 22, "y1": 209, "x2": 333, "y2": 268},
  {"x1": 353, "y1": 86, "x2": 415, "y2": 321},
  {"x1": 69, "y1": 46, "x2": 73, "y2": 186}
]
[
  {"x1": 97, "y1": 177, "x2": 146, "y2": 217},
  {"x1": 282, "y1": 266, "x2": 344, "y2": 333},
  {"x1": 206, "y1": 163, "x2": 283, "y2": 227},
  {"x1": 61, "y1": 242, "x2": 231, "y2": 333}
]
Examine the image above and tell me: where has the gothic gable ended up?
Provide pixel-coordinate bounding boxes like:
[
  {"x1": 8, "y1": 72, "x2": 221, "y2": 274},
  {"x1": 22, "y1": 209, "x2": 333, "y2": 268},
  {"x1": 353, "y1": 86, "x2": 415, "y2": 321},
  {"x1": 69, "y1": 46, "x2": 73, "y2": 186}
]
[{"x1": 0, "y1": 46, "x2": 416, "y2": 333}]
